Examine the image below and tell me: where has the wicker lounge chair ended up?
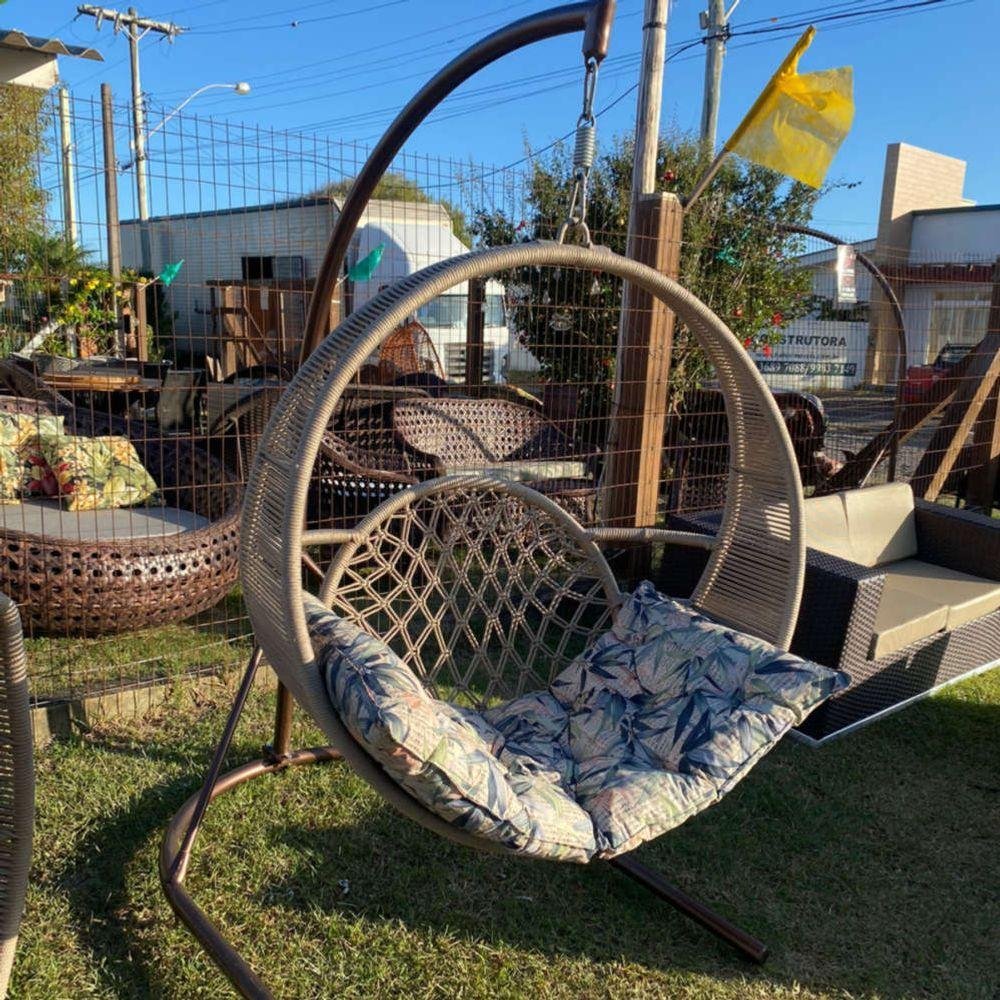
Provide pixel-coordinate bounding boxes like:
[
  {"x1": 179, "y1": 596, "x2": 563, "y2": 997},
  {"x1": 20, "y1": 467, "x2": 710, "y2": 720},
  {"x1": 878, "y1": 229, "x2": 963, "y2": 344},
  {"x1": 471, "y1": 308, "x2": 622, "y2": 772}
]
[
  {"x1": 161, "y1": 242, "x2": 853, "y2": 997},
  {"x1": 0, "y1": 593, "x2": 32, "y2": 998},
  {"x1": 392, "y1": 396, "x2": 599, "y2": 524},
  {"x1": 0, "y1": 394, "x2": 240, "y2": 637}
]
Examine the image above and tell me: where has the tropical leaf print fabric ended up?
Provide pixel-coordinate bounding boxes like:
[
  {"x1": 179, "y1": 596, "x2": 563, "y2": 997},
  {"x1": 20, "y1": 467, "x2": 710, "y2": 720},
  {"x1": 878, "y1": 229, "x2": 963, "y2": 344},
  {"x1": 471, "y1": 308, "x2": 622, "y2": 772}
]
[
  {"x1": 316, "y1": 582, "x2": 848, "y2": 863},
  {"x1": 37, "y1": 434, "x2": 158, "y2": 511},
  {"x1": 0, "y1": 412, "x2": 65, "y2": 501}
]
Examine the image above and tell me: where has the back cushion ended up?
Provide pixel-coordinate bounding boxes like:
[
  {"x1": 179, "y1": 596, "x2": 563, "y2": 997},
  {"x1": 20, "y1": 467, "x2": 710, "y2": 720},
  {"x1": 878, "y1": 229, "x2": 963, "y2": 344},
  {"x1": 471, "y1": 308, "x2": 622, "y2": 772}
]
[
  {"x1": 803, "y1": 491, "x2": 853, "y2": 562},
  {"x1": 843, "y1": 482, "x2": 917, "y2": 567}
]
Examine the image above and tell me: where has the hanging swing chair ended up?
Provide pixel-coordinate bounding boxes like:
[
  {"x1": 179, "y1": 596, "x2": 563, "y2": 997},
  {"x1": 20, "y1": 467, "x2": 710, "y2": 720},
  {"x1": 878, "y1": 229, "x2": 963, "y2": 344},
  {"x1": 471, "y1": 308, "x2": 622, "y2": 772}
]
[
  {"x1": 160, "y1": 7, "x2": 848, "y2": 996},
  {"x1": 161, "y1": 241, "x2": 848, "y2": 997}
]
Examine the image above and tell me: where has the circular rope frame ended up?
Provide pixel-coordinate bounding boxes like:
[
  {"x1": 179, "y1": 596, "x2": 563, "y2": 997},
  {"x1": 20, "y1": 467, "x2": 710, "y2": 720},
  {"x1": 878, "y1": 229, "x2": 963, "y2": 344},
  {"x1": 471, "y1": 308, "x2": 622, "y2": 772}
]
[{"x1": 241, "y1": 240, "x2": 805, "y2": 848}]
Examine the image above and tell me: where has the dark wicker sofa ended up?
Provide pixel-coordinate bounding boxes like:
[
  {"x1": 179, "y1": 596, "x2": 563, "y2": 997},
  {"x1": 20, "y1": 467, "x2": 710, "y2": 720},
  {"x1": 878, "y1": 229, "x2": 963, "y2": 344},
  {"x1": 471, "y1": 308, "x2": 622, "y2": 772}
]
[{"x1": 661, "y1": 483, "x2": 1000, "y2": 741}]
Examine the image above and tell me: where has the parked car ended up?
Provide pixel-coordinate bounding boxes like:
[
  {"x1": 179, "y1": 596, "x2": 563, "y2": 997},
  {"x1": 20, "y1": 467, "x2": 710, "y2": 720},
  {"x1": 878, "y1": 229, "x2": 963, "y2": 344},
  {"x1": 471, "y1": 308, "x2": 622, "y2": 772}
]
[{"x1": 901, "y1": 342, "x2": 976, "y2": 404}]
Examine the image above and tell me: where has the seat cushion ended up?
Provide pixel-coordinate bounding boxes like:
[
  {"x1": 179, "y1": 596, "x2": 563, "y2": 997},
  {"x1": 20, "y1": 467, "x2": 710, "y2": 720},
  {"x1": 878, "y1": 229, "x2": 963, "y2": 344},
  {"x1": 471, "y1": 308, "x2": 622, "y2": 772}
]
[
  {"x1": 0, "y1": 497, "x2": 209, "y2": 541},
  {"x1": 884, "y1": 559, "x2": 1000, "y2": 632},
  {"x1": 314, "y1": 585, "x2": 847, "y2": 863},
  {"x1": 803, "y1": 483, "x2": 917, "y2": 567},
  {"x1": 312, "y1": 599, "x2": 597, "y2": 863},
  {"x1": 870, "y1": 576, "x2": 949, "y2": 659}
]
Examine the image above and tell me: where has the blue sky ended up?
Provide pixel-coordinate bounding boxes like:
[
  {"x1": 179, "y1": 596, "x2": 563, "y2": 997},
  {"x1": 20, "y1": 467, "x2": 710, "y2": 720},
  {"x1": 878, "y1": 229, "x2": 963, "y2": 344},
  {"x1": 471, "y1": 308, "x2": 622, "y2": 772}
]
[{"x1": 8, "y1": 0, "x2": 995, "y2": 241}]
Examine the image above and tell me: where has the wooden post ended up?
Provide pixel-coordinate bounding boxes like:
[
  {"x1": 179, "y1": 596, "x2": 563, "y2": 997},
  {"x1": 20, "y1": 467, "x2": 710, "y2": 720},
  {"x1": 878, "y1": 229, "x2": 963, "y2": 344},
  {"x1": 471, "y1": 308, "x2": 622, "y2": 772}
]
[
  {"x1": 135, "y1": 282, "x2": 149, "y2": 362},
  {"x1": 603, "y1": 192, "x2": 683, "y2": 526},
  {"x1": 909, "y1": 329, "x2": 1000, "y2": 501},
  {"x1": 965, "y1": 260, "x2": 1000, "y2": 512},
  {"x1": 465, "y1": 277, "x2": 486, "y2": 387},
  {"x1": 100, "y1": 84, "x2": 121, "y2": 281}
]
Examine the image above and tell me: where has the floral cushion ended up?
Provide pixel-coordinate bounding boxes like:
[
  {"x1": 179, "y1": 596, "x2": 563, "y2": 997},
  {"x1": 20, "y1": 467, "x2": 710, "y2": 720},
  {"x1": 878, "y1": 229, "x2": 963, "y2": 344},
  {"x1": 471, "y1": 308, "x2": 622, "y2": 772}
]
[
  {"x1": 0, "y1": 412, "x2": 65, "y2": 501},
  {"x1": 36, "y1": 434, "x2": 158, "y2": 511},
  {"x1": 311, "y1": 596, "x2": 597, "y2": 863},
  {"x1": 314, "y1": 583, "x2": 848, "y2": 863}
]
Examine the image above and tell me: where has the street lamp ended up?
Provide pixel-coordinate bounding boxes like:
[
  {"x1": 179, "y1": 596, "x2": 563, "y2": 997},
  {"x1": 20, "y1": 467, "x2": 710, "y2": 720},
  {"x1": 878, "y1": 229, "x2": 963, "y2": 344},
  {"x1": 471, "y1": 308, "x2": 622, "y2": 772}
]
[
  {"x1": 133, "y1": 80, "x2": 250, "y2": 272},
  {"x1": 147, "y1": 81, "x2": 251, "y2": 137}
]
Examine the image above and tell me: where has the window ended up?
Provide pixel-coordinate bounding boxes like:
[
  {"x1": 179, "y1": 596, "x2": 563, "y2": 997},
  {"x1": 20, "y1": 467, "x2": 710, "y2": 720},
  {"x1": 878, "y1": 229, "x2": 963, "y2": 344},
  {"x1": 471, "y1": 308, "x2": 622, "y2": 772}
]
[
  {"x1": 928, "y1": 288, "x2": 990, "y2": 358},
  {"x1": 484, "y1": 293, "x2": 506, "y2": 328},
  {"x1": 240, "y1": 255, "x2": 304, "y2": 282},
  {"x1": 416, "y1": 294, "x2": 467, "y2": 328}
]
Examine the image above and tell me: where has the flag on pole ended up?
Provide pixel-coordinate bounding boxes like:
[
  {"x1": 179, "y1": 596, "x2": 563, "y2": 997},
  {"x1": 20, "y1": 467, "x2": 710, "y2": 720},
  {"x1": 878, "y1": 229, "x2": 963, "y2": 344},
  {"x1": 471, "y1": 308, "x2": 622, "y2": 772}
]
[
  {"x1": 346, "y1": 243, "x2": 385, "y2": 283},
  {"x1": 156, "y1": 260, "x2": 184, "y2": 286},
  {"x1": 724, "y1": 27, "x2": 854, "y2": 189}
]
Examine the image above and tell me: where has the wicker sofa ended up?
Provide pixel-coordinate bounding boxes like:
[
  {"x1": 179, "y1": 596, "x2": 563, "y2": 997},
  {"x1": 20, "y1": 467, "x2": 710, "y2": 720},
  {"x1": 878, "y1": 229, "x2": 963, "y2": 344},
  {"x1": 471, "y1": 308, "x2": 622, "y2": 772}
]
[{"x1": 663, "y1": 482, "x2": 1000, "y2": 741}]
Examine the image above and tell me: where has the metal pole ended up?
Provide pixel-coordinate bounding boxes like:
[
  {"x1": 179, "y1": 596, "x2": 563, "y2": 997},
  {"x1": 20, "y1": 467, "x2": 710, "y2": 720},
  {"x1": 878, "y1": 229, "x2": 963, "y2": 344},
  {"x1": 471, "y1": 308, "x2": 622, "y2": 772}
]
[
  {"x1": 699, "y1": 0, "x2": 727, "y2": 148},
  {"x1": 100, "y1": 83, "x2": 121, "y2": 280},
  {"x1": 58, "y1": 87, "x2": 78, "y2": 245},
  {"x1": 127, "y1": 7, "x2": 153, "y2": 274}
]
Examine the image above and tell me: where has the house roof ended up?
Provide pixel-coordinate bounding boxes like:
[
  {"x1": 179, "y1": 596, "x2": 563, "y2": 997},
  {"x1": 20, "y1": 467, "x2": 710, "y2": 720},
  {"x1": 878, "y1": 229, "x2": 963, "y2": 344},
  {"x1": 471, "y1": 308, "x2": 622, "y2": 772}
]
[
  {"x1": 912, "y1": 202, "x2": 1000, "y2": 217},
  {"x1": 123, "y1": 196, "x2": 454, "y2": 227},
  {"x1": 0, "y1": 29, "x2": 103, "y2": 61}
]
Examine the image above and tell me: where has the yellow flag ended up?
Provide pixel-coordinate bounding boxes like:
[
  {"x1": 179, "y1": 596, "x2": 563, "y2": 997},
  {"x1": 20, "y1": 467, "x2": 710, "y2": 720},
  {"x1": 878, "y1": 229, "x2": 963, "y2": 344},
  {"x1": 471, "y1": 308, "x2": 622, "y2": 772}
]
[{"x1": 725, "y1": 27, "x2": 854, "y2": 188}]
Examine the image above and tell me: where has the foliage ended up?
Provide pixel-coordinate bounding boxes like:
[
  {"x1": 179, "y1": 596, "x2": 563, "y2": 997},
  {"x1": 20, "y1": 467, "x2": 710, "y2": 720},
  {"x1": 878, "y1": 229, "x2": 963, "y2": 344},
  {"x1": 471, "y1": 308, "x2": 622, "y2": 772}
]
[
  {"x1": 0, "y1": 83, "x2": 48, "y2": 265},
  {"x1": 472, "y1": 132, "x2": 825, "y2": 438},
  {"x1": 44, "y1": 266, "x2": 140, "y2": 356},
  {"x1": 319, "y1": 171, "x2": 471, "y2": 245}
]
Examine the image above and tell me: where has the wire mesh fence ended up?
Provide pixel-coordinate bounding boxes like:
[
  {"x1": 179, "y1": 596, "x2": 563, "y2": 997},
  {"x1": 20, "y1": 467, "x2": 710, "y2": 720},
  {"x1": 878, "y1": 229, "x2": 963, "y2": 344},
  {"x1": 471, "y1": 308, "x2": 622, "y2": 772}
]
[{"x1": 0, "y1": 85, "x2": 996, "y2": 716}]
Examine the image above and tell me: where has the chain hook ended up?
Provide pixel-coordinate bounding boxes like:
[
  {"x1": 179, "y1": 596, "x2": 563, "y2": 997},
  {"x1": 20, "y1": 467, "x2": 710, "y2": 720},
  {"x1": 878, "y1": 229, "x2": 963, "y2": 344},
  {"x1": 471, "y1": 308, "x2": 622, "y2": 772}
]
[{"x1": 557, "y1": 57, "x2": 600, "y2": 247}]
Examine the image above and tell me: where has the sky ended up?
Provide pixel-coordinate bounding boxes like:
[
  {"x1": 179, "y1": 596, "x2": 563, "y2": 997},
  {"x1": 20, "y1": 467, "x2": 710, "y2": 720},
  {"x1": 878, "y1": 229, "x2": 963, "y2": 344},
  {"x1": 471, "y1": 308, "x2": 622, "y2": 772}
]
[{"x1": 5, "y1": 0, "x2": 997, "y2": 242}]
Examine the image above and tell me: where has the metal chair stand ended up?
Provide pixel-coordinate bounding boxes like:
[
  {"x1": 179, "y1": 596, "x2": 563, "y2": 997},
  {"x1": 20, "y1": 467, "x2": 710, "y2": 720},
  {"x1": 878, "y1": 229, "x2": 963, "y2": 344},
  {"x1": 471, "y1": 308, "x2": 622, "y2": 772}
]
[{"x1": 160, "y1": 645, "x2": 768, "y2": 1000}]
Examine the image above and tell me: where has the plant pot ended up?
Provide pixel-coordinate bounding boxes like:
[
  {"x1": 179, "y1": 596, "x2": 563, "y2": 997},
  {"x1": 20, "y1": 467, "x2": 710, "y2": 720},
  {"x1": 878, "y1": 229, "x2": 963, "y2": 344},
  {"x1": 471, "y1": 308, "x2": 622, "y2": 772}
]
[
  {"x1": 77, "y1": 337, "x2": 98, "y2": 359},
  {"x1": 29, "y1": 352, "x2": 75, "y2": 375}
]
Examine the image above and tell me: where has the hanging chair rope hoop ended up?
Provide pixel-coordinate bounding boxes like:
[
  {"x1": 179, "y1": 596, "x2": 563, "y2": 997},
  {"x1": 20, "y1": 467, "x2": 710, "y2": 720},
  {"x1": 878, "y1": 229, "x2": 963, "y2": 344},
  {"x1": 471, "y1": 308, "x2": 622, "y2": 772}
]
[{"x1": 241, "y1": 240, "x2": 806, "y2": 778}]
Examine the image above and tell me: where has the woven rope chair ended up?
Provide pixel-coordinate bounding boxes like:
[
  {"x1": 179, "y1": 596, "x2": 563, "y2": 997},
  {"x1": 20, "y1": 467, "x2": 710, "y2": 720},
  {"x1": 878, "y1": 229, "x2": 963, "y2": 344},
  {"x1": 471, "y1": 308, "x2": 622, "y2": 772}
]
[
  {"x1": 161, "y1": 242, "x2": 814, "y2": 998},
  {"x1": 0, "y1": 594, "x2": 32, "y2": 997}
]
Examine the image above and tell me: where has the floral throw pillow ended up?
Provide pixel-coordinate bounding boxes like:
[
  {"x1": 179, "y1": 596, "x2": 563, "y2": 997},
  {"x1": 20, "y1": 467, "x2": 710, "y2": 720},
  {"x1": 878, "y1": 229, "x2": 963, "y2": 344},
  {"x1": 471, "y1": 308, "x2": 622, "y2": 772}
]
[
  {"x1": 0, "y1": 412, "x2": 66, "y2": 501},
  {"x1": 37, "y1": 434, "x2": 158, "y2": 511}
]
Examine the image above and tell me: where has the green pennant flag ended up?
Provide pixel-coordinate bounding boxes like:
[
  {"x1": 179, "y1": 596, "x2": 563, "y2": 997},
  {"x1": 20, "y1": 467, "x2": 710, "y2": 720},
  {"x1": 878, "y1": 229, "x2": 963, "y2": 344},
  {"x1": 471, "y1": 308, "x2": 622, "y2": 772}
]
[
  {"x1": 156, "y1": 260, "x2": 184, "y2": 286},
  {"x1": 347, "y1": 244, "x2": 384, "y2": 283}
]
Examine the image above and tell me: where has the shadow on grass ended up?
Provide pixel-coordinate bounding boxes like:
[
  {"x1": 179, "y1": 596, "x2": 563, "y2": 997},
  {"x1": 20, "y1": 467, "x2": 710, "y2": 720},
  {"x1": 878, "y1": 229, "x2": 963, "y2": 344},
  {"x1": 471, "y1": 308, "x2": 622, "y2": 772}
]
[{"x1": 45, "y1": 686, "x2": 1000, "y2": 1000}]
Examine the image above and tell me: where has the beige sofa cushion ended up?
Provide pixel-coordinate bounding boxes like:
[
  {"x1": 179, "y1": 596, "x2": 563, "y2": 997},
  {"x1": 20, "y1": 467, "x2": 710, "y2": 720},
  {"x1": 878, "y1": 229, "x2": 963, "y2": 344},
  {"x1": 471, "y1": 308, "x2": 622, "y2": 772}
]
[
  {"x1": 870, "y1": 579, "x2": 948, "y2": 659},
  {"x1": 804, "y1": 482, "x2": 917, "y2": 567},
  {"x1": 884, "y1": 559, "x2": 1000, "y2": 631},
  {"x1": 803, "y1": 491, "x2": 853, "y2": 562}
]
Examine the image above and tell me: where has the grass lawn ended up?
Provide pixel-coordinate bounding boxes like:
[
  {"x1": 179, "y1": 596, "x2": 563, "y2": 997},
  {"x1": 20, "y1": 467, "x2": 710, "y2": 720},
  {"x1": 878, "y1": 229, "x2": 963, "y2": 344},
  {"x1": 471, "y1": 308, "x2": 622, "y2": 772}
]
[{"x1": 13, "y1": 666, "x2": 999, "y2": 999}]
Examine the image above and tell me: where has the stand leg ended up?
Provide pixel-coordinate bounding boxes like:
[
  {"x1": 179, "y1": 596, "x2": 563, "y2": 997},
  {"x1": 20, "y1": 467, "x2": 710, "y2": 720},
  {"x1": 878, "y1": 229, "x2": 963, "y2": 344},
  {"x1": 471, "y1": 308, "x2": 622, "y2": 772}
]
[
  {"x1": 269, "y1": 683, "x2": 294, "y2": 762},
  {"x1": 610, "y1": 854, "x2": 769, "y2": 963}
]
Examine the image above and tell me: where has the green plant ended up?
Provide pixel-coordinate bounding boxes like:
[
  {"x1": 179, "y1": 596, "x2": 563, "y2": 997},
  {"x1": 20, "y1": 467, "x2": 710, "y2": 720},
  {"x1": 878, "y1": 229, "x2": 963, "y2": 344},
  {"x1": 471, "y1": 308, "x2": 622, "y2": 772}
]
[
  {"x1": 0, "y1": 83, "x2": 48, "y2": 266},
  {"x1": 472, "y1": 132, "x2": 830, "y2": 439}
]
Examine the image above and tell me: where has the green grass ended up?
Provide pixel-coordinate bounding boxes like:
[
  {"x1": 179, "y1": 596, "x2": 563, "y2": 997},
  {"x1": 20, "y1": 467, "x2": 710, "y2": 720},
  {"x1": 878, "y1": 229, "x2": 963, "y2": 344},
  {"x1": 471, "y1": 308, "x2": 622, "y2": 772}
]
[
  {"x1": 24, "y1": 591, "x2": 252, "y2": 701},
  {"x1": 13, "y1": 668, "x2": 1000, "y2": 999}
]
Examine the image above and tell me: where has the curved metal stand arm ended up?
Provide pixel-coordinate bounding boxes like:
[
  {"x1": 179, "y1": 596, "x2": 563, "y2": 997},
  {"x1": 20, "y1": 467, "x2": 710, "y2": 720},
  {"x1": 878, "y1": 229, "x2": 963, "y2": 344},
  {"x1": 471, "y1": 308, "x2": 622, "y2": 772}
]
[{"x1": 299, "y1": 0, "x2": 617, "y2": 364}]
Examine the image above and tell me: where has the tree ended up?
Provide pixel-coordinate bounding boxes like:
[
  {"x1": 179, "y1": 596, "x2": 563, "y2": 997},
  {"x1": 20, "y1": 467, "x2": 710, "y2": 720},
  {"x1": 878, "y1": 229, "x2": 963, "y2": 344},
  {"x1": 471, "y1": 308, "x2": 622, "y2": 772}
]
[
  {"x1": 317, "y1": 172, "x2": 471, "y2": 245},
  {"x1": 0, "y1": 83, "x2": 48, "y2": 267},
  {"x1": 471, "y1": 132, "x2": 825, "y2": 445}
]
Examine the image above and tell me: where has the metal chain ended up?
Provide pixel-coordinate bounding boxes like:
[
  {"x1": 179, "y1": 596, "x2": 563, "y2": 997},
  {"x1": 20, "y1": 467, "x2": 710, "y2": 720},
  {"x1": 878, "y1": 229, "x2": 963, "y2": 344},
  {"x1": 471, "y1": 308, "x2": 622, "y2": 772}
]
[{"x1": 557, "y1": 57, "x2": 600, "y2": 247}]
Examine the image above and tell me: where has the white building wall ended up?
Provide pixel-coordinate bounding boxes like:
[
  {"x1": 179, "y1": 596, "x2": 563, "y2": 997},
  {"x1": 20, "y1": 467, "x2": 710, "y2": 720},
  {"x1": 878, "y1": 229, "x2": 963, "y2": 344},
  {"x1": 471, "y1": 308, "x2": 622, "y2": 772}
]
[{"x1": 909, "y1": 209, "x2": 1000, "y2": 263}]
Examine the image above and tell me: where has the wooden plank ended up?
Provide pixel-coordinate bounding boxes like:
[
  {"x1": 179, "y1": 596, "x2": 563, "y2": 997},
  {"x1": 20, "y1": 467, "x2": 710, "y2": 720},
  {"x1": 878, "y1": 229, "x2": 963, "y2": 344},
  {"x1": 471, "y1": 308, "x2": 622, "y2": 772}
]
[
  {"x1": 464, "y1": 276, "x2": 486, "y2": 388},
  {"x1": 910, "y1": 330, "x2": 1000, "y2": 500},
  {"x1": 134, "y1": 281, "x2": 149, "y2": 362},
  {"x1": 603, "y1": 192, "x2": 683, "y2": 527},
  {"x1": 964, "y1": 261, "x2": 1000, "y2": 511}
]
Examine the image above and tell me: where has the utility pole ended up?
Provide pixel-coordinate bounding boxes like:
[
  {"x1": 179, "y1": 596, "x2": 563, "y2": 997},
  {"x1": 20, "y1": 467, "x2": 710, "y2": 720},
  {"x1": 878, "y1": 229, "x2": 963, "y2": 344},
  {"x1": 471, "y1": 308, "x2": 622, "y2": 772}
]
[
  {"x1": 699, "y1": 0, "x2": 738, "y2": 149},
  {"x1": 58, "y1": 87, "x2": 78, "y2": 246},
  {"x1": 77, "y1": 5, "x2": 184, "y2": 273},
  {"x1": 628, "y1": 0, "x2": 669, "y2": 202}
]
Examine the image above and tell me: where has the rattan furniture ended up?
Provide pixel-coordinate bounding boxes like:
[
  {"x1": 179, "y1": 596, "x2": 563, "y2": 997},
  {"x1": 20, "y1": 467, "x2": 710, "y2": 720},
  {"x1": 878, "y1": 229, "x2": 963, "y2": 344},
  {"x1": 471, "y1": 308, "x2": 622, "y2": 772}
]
[
  {"x1": 392, "y1": 396, "x2": 599, "y2": 524},
  {"x1": 0, "y1": 593, "x2": 32, "y2": 998},
  {"x1": 161, "y1": 241, "x2": 819, "y2": 997},
  {"x1": 665, "y1": 484, "x2": 1000, "y2": 742},
  {"x1": 0, "y1": 394, "x2": 241, "y2": 637}
]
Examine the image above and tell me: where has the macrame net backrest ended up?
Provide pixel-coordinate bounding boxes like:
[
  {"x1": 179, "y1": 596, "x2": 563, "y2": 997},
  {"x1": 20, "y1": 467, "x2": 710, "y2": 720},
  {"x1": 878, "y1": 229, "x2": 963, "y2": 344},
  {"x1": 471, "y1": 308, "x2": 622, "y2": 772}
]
[
  {"x1": 317, "y1": 475, "x2": 619, "y2": 707},
  {"x1": 240, "y1": 242, "x2": 805, "y2": 759}
]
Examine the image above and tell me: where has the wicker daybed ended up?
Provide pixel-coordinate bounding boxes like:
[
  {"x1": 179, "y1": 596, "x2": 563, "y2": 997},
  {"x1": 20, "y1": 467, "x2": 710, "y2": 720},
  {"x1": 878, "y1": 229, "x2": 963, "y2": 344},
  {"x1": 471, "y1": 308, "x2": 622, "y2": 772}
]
[{"x1": 0, "y1": 394, "x2": 240, "y2": 637}]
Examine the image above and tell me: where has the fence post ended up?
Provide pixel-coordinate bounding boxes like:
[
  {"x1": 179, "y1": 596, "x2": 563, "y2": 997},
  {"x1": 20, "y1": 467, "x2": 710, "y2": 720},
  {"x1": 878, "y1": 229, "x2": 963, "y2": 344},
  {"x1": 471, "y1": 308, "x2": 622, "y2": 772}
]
[
  {"x1": 465, "y1": 276, "x2": 485, "y2": 387},
  {"x1": 965, "y1": 259, "x2": 1000, "y2": 512},
  {"x1": 100, "y1": 84, "x2": 121, "y2": 281},
  {"x1": 603, "y1": 191, "x2": 683, "y2": 528}
]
